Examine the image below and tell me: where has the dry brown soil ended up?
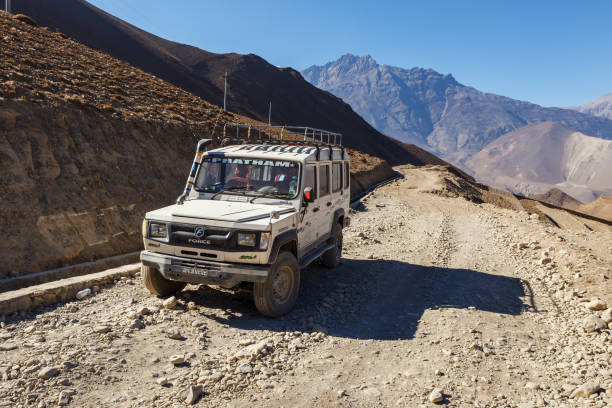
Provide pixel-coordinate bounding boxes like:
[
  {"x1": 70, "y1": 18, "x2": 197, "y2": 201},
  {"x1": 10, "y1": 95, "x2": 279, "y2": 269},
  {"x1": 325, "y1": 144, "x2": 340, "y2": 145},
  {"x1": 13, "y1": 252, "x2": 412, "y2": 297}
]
[{"x1": 1, "y1": 166, "x2": 611, "y2": 408}]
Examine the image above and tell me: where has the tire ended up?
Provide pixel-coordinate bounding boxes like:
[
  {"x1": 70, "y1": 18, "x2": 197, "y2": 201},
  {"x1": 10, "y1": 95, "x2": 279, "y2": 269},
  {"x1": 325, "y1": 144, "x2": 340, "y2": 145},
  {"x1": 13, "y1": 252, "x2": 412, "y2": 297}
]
[
  {"x1": 322, "y1": 222, "x2": 343, "y2": 268},
  {"x1": 254, "y1": 251, "x2": 300, "y2": 317},
  {"x1": 142, "y1": 265, "x2": 186, "y2": 296}
]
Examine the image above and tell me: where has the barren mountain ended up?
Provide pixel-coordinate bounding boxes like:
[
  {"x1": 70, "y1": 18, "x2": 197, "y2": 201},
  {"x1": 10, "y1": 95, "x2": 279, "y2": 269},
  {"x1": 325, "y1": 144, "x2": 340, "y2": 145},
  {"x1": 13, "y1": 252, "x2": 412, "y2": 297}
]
[
  {"x1": 10, "y1": 0, "x2": 443, "y2": 167},
  {"x1": 530, "y1": 188, "x2": 583, "y2": 211},
  {"x1": 464, "y1": 122, "x2": 612, "y2": 202},
  {"x1": 575, "y1": 93, "x2": 612, "y2": 120},
  {"x1": 0, "y1": 12, "x2": 398, "y2": 279},
  {"x1": 302, "y1": 54, "x2": 612, "y2": 164},
  {"x1": 577, "y1": 195, "x2": 612, "y2": 221}
]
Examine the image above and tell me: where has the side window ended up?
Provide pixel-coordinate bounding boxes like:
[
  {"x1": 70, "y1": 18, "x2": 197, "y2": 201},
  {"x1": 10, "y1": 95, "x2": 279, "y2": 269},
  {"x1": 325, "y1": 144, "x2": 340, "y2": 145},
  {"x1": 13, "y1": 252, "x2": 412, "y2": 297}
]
[
  {"x1": 304, "y1": 166, "x2": 317, "y2": 197},
  {"x1": 344, "y1": 162, "x2": 350, "y2": 189},
  {"x1": 332, "y1": 162, "x2": 342, "y2": 193},
  {"x1": 319, "y1": 165, "x2": 330, "y2": 197}
]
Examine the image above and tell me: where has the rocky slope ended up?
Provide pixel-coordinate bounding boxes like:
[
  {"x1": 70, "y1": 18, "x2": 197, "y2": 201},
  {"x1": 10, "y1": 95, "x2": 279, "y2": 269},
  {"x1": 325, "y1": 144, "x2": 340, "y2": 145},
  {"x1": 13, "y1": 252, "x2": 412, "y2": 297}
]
[
  {"x1": 531, "y1": 189, "x2": 583, "y2": 211},
  {"x1": 0, "y1": 12, "x2": 396, "y2": 279},
  {"x1": 577, "y1": 195, "x2": 612, "y2": 222},
  {"x1": 302, "y1": 54, "x2": 612, "y2": 164},
  {"x1": 575, "y1": 93, "x2": 612, "y2": 120},
  {"x1": 0, "y1": 165, "x2": 610, "y2": 407},
  {"x1": 10, "y1": 0, "x2": 447, "y2": 167},
  {"x1": 464, "y1": 122, "x2": 612, "y2": 202}
]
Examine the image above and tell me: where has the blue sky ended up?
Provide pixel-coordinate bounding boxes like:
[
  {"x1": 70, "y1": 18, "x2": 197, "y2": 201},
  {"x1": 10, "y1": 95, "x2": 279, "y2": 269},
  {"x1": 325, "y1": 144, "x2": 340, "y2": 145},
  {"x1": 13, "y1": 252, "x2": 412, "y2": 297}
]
[{"x1": 88, "y1": 0, "x2": 612, "y2": 107}]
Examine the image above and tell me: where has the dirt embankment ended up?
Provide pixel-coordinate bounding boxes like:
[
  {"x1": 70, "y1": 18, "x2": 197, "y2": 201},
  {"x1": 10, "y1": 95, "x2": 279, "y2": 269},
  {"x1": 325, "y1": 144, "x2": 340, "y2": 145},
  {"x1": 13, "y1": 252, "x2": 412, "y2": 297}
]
[
  {"x1": 0, "y1": 12, "x2": 397, "y2": 279},
  {"x1": 0, "y1": 100, "x2": 220, "y2": 279}
]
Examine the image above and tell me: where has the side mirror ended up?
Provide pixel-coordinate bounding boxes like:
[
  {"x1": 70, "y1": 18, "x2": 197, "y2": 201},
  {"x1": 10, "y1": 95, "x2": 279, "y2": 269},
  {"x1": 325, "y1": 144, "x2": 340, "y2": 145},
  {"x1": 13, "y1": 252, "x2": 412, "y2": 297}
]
[{"x1": 303, "y1": 187, "x2": 315, "y2": 203}]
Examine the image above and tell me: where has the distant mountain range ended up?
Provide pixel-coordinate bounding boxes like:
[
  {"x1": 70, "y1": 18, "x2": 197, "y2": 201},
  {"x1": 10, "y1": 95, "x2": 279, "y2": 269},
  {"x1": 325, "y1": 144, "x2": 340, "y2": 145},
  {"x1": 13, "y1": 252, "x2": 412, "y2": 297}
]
[
  {"x1": 464, "y1": 122, "x2": 612, "y2": 202},
  {"x1": 302, "y1": 54, "x2": 612, "y2": 165},
  {"x1": 574, "y1": 93, "x2": 612, "y2": 120},
  {"x1": 12, "y1": 0, "x2": 448, "y2": 167},
  {"x1": 530, "y1": 189, "x2": 583, "y2": 211}
]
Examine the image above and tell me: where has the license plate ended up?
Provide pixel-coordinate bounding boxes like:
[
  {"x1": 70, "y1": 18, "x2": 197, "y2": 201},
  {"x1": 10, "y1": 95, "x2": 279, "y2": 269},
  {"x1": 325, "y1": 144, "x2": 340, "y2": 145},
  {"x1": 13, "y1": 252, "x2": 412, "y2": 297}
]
[{"x1": 184, "y1": 267, "x2": 209, "y2": 277}]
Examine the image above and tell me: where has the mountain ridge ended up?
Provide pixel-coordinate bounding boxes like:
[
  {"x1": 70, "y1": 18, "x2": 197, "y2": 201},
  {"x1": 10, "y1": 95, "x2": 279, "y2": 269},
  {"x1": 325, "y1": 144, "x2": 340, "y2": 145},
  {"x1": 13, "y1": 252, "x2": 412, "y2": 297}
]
[{"x1": 302, "y1": 54, "x2": 612, "y2": 164}]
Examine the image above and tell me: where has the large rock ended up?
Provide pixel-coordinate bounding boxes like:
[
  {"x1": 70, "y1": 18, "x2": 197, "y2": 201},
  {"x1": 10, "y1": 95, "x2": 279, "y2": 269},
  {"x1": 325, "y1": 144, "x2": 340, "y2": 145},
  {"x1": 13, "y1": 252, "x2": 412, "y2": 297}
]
[
  {"x1": 164, "y1": 328, "x2": 183, "y2": 340},
  {"x1": 0, "y1": 343, "x2": 17, "y2": 351},
  {"x1": 586, "y1": 298, "x2": 608, "y2": 311},
  {"x1": 38, "y1": 366, "x2": 60, "y2": 379},
  {"x1": 428, "y1": 388, "x2": 444, "y2": 403},
  {"x1": 163, "y1": 296, "x2": 178, "y2": 309},
  {"x1": 75, "y1": 288, "x2": 91, "y2": 300},
  {"x1": 58, "y1": 390, "x2": 71, "y2": 406},
  {"x1": 583, "y1": 315, "x2": 607, "y2": 332},
  {"x1": 602, "y1": 308, "x2": 612, "y2": 323},
  {"x1": 570, "y1": 382, "x2": 600, "y2": 398},
  {"x1": 178, "y1": 385, "x2": 202, "y2": 405}
]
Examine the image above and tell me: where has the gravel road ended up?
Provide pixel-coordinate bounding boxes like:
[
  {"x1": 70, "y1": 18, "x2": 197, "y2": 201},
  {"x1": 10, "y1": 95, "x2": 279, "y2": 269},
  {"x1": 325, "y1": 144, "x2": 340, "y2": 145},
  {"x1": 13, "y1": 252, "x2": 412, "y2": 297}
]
[{"x1": 1, "y1": 165, "x2": 611, "y2": 408}]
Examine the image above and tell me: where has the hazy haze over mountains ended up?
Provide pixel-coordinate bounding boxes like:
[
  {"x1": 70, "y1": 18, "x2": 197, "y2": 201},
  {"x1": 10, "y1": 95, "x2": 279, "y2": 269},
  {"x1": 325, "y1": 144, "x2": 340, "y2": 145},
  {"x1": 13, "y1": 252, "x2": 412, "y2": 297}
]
[
  {"x1": 302, "y1": 54, "x2": 612, "y2": 165},
  {"x1": 464, "y1": 122, "x2": 612, "y2": 203}
]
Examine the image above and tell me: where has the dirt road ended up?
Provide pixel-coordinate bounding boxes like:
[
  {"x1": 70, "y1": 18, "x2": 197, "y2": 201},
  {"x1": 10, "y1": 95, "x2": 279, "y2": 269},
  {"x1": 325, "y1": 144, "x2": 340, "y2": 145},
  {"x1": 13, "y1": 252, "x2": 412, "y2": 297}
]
[{"x1": 1, "y1": 166, "x2": 611, "y2": 407}]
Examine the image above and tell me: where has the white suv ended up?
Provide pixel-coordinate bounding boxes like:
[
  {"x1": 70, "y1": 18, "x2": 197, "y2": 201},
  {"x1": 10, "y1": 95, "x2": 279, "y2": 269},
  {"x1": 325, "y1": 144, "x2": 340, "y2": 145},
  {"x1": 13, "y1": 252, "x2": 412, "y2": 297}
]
[{"x1": 140, "y1": 124, "x2": 350, "y2": 316}]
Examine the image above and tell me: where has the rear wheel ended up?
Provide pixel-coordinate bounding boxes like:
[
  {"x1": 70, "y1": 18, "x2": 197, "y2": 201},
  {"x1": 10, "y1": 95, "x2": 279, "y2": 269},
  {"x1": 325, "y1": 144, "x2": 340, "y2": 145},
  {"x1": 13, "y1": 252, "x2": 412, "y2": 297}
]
[
  {"x1": 142, "y1": 265, "x2": 186, "y2": 296},
  {"x1": 322, "y1": 222, "x2": 343, "y2": 268},
  {"x1": 254, "y1": 251, "x2": 300, "y2": 317}
]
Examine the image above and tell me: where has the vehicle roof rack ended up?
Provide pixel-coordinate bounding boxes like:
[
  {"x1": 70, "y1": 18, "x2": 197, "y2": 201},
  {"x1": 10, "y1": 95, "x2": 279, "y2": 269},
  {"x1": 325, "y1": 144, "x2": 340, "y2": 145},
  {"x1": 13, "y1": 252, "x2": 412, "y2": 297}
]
[{"x1": 222, "y1": 123, "x2": 342, "y2": 148}]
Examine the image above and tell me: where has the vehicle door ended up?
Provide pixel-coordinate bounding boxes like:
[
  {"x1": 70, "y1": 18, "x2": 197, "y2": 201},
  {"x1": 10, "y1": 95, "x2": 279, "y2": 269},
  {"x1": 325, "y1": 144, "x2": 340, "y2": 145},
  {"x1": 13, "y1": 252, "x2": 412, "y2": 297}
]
[
  {"x1": 298, "y1": 164, "x2": 319, "y2": 254},
  {"x1": 330, "y1": 161, "x2": 345, "y2": 217},
  {"x1": 314, "y1": 162, "x2": 333, "y2": 245}
]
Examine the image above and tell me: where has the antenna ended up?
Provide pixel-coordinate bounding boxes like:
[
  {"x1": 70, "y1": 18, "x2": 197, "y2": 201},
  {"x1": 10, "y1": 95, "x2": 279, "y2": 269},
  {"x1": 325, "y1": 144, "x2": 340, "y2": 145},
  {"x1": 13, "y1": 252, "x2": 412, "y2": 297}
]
[
  {"x1": 223, "y1": 72, "x2": 228, "y2": 111},
  {"x1": 268, "y1": 101, "x2": 272, "y2": 125}
]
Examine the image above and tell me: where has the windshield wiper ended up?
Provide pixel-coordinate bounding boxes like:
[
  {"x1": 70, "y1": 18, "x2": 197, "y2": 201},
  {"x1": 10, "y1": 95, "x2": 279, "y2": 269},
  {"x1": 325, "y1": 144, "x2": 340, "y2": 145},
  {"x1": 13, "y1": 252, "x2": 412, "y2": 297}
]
[
  {"x1": 209, "y1": 186, "x2": 250, "y2": 200},
  {"x1": 249, "y1": 192, "x2": 289, "y2": 203}
]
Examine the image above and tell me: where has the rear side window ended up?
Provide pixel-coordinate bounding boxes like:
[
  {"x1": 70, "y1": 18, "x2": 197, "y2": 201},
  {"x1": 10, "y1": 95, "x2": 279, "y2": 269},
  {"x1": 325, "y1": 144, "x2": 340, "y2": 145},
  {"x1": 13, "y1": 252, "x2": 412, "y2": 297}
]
[
  {"x1": 319, "y1": 165, "x2": 330, "y2": 197},
  {"x1": 344, "y1": 162, "x2": 350, "y2": 189},
  {"x1": 332, "y1": 162, "x2": 342, "y2": 193},
  {"x1": 304, "y1": 166, "x2": 317, "y2": 197}
]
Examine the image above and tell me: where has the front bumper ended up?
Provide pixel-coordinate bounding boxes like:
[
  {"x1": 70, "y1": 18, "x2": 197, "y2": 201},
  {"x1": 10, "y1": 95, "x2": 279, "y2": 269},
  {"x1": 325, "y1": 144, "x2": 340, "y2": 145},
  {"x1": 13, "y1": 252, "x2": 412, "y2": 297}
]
[{"x1": 140, "y1": 250, "x2": 269, "y2": 284}]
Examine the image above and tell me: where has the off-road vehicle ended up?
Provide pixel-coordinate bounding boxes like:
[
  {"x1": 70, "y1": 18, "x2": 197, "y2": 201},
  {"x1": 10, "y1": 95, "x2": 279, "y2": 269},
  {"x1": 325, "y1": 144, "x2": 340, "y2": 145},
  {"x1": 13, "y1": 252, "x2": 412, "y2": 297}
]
[{"x1": 140, "y1": 123, "x2": 350, "y2": 316}]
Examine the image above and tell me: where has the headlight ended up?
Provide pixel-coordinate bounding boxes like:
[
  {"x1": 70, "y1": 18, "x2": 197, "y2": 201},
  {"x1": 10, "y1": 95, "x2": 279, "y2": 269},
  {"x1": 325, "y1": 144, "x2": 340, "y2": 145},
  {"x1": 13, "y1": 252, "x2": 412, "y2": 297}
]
[
  {"x1": 259, "y1": 232, "x2": 270, "y2": 250},
  {"x1": 149, "y1": 222, "x2": 168, "y2": 239},
  {"x1": 237, "y1": 232, "x2": 256, "y2": 247}
]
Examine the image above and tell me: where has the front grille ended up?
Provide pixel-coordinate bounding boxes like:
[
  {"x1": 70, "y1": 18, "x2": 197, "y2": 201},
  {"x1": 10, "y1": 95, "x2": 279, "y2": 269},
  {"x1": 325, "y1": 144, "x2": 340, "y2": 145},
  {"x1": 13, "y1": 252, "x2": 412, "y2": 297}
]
[{"x1": 170, "y1": 223, "x2": 233, "y2": 250}]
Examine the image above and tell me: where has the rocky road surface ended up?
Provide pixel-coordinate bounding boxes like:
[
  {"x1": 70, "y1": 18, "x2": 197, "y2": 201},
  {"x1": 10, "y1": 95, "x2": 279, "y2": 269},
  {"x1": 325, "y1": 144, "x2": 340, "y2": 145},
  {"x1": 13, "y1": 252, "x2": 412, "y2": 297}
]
[{"x1": 1, "y1": 166, "x2": 611, "y2": 408}]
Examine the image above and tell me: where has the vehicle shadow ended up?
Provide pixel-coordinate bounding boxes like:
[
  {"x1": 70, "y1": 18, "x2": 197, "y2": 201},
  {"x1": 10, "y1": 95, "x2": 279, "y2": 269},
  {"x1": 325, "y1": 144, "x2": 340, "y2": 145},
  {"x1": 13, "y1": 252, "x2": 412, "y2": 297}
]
[{"x1": 183, "y1": 258, "x2": 533, "y2": 341}]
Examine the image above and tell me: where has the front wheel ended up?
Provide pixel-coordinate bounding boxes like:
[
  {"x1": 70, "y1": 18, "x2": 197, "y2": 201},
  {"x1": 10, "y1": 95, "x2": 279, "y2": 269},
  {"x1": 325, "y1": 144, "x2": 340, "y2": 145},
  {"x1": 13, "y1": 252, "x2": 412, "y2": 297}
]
[
  {"x1": 142, "y1": 265, "x2": 186, "y2": 296},
  {"x1": 322, "y1": 222, "x2": 343, "y2": 268},
  {"x1": 254, "y1": 251, "x2": 300, "y2": 317}
]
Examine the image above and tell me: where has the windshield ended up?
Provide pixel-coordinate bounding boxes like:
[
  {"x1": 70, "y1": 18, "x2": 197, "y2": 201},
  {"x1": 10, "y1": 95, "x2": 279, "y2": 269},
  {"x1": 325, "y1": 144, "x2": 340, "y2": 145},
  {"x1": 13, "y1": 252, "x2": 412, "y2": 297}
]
[{"x1": 195, "y1": 156, "x2": 300, "y2": 198}]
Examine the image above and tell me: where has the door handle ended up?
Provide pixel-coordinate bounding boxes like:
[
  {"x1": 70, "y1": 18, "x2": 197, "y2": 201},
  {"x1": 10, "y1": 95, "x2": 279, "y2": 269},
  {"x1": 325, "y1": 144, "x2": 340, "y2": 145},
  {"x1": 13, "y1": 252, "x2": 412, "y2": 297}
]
[
  {"x1": 326, "y1": 202, "x2": 332, "y2": 206},
  {"x1": 313, "y1": 207, "x2": 320, "y2": 212}
]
